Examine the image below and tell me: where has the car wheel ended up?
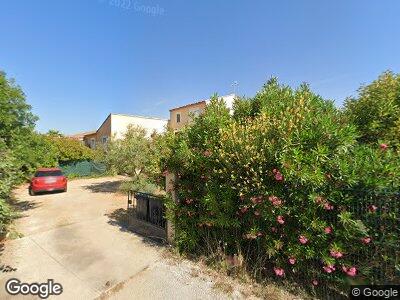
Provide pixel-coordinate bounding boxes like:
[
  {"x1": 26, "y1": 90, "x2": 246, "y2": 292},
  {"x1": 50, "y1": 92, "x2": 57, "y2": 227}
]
[{"x1": 29, "y1": 188, "x2": 35, "y2": 196}]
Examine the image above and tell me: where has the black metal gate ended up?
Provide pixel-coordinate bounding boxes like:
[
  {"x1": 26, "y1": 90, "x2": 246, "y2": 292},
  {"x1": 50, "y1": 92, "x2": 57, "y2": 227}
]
[{"x1": 128, "y1": 191, "x2": 166, "y2": 229}]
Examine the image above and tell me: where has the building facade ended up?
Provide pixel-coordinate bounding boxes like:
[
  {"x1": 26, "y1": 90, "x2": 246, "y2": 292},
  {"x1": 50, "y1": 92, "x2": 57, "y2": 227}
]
[
  {"x1": 83, "y1": 113, "x2": 167, "y2": 149},
  {"x1": 168, "y1": 94, "x2": 235, "y2": 131}
]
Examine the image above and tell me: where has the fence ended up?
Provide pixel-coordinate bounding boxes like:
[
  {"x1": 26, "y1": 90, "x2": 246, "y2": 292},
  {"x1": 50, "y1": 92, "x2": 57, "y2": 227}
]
[
  {"x1": 338, "y1": 188, "x2": 399, "y2": 285},
  {"x1": 127, "y1": 191, "x2": 166, "y2": 229},
  {"x1": 278, "y1": 188, "x2": 400, "y2": 298},
  {"x1": 59, "y1": 160, "x2": 107, "y2": 177}
]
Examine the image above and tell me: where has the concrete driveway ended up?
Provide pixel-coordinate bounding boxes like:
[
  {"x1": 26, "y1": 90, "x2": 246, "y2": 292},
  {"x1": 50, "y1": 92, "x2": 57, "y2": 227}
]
[{"x1": 0, "y1": 177, "x2": 227, "y2": 299}]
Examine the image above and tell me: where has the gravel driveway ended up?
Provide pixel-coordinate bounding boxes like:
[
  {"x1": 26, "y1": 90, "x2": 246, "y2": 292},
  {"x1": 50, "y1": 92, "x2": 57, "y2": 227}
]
[{"x1": 0, "y1": 177, "x2": 227, "y2": 300}]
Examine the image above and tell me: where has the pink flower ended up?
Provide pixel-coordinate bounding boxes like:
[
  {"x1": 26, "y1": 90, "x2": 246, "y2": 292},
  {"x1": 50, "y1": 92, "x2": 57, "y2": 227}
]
[
  {"x1": 312, "y1": 279, "x2": 319, "y2": 286},
  {"x1": 330, "y1": 250, "x2": 343, "y2": 259},
  {"x1": 251, "y1": 196, "x2": 263, "y2": 204},
  {"x1": 323, "y1": 202, "x2": 334, "y2": 210},
  {"x1": 240, "y1": 206, "x2": 248, "y2": 214},
  {"x1": 299, "y1": 235, "x2": 308, "y2": 244},
  {"x1": 368, "y1": 205, "x2": 378, "y2": 213},
  {"x1": 380, "y1": 143, "x2": 388, "y2": 151},
  {"x1": 272, "y1": 169, "x2": 284, "y2": 181},
  {"x1": 268, "y1": 195, "x2": 282, "y2": 206},
  {"x1": 324, "y1": 226, "x2": 332, "y2": 234},
  {"x1": 315, "y1": 196, "x2": 324, "y2": 204},
  {"x1": 185, "y1": 198, "x2": 193, "y2": 204},
  {"x1": 277, "y1": 215, "x2": 285, "y2": 225},
  {"x1": 274, "y1": 267, "x2": 285, "y2": 277},
  {"x1": 203, "y1": 150, "x2": 212, "y2": 157},
  {"x1": 323, "y1": 264, "x2": 336, "y2": 273},
  {"x1": 361, "y1": 237, "x2": 371, "y2": 244},
  {"x1": 342, "y1": 266, "x2": 357, "y2": 277},
  {"x1": 254, "y1": 210, "x2": 261, "y2": 217},
  {"x1": 271, "y1": 227, "x2": 278, "y2": 233},
  {"x1": 288, "y1": 257, "x2": 296, "y2": 265}
]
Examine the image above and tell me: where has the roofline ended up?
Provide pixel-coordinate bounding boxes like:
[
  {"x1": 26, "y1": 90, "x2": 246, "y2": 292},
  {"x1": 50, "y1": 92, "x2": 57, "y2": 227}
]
[
  {"x1": 82, "y1": 132, "x2": 97, "y2": 137},
  {"x1": 90, "y1": 113, "x2": 168, "y2": 137},
  {"x1": 110, "y1": 113, "x2": 168, "y2": 121},
  {"x1": 70, "y1": 130, "x2": 97, "y2": 137},
  {"x1": 169, "y1": 100, "x2": 207, "y2": 112},
  {"x1": 169, "y1": 94, "x2": 236, "y2": 112},
  {"x1": 95, "y1": 113, "x2": 112, "y2": 135}
]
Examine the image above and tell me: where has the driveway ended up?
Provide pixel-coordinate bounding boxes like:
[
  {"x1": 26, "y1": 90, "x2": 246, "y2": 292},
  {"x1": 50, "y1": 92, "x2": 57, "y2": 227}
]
[{"x1": 0, "y1": 177, "x2": 227, "y2": 299}]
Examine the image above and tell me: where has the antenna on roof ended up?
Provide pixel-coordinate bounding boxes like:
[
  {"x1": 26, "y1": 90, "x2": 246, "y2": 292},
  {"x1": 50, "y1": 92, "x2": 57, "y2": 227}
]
[{"x1": 231, "y1": 81, "x2": 239, "y2": 94}]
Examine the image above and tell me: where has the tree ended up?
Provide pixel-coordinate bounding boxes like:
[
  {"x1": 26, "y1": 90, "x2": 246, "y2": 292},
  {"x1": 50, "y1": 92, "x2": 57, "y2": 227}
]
[
  {"x1": 45, "y1": 135, "x2": 95, "y2": 163},
  {"x1": 0, "y1": 71, "x2": 39, "y2": 235},
  {"x1": 344, "y1": 71, "x2": 400, "y2": 147},
  {"x1": 46, "y1": 129, "x2": 64, "y2": 137},
  {"x1": 102, "y1": 125, "x2": 160, "y2": 191},
  {"x1": 0, "y1": 71, "x2": 37, "y2": 148}
]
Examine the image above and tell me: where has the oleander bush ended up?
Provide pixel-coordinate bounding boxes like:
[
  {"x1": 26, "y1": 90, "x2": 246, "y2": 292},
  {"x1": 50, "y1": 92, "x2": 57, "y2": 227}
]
[
  {"x1": 344, "y1": 71, "x2": 400, "y2": 147},
  {"x1": 163, "y1": 80, "x2": 400, "y2": 295}
]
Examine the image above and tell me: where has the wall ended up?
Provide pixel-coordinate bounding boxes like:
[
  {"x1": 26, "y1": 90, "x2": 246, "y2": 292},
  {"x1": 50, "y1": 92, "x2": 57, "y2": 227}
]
[
  {"x1": 168, "y1": 94, "x2": 236, "y2": 131},
  {"x1": 205, "y1": 94, "x2": 235, "y2": 113},
  {"x1": 169, "y1": 102, "x2": 207, "y2": 131},
  {"x1": 96, "y1": 114, "x2": 112, "y2": 146},
  {"x1": 111, "y1": 114, "x2": 168, "y2": 139},
  {"x1": 83, "y1": 132, "x2": 97, "y2": 149}
]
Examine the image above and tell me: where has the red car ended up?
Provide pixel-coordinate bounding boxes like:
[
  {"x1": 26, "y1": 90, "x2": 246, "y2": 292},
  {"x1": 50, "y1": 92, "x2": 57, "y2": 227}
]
[{"x1": 29, "y1": 168, "x2": 67, "y2": 196}]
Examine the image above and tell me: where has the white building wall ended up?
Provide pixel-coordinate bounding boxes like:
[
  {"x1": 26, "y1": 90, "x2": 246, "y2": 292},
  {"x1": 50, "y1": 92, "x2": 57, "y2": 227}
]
[
  {"x1": 111, "y1": 114, "x2": 167, "y2": 139},
  {"x1": 205, "y1": 94, "x2": 236, "y2": 114}
]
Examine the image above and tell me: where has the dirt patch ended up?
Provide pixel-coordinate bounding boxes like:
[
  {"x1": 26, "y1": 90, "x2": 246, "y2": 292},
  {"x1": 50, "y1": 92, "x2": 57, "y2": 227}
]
[{"x1": 161, "y1": 249, "x2": 304, "y2": 300}]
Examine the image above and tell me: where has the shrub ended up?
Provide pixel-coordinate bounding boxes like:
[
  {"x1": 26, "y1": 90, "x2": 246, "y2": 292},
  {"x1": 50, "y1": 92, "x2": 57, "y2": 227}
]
[
  {"x1": 163, "y1": 80, "x2": 400, "y2": 295},
  {"x1": 101, "y1": 125, "x2": 164, "y2": 193},
  {"x1": 344, "y1": 71, "x2": 400, "y2": 147},
  {"x1": 45, "y1": 133, "x2": 96, "y2": 163},
  {"x1": 0, "y1": 71, "x2": 39, "y2": 236}
]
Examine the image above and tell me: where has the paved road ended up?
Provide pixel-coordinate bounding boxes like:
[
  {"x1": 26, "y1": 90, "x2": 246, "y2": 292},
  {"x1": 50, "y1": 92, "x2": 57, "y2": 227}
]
[{"x1": 0, "y1": 177, "x2": 227, "y2": 300}]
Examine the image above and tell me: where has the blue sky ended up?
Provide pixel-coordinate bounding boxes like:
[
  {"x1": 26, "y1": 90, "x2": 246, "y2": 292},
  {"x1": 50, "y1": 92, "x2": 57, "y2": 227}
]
[{"x1": 1, "y1": 0, "x2": 399, "y2": 134}]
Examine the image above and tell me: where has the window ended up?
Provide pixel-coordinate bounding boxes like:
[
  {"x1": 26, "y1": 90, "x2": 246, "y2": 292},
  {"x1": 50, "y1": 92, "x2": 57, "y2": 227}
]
[
  {"x1": 35, "y1": 170, "x2": 63, "y2": 177},
  {"x1": 102, "y1": 136, "x2": 108, "y2": 144},
  {"x1": 176, "y1": 113, "x2": 181, "y2": 123}
]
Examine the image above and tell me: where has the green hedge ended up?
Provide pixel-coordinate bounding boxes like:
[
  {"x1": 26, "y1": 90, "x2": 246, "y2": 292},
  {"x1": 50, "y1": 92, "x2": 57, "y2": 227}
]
[
  {"x1": 60, "y1": 160, "x2": 107, "y2": 177},
  {"x1": 162, "y1": 79, "x2": 400, "y2": 296}
]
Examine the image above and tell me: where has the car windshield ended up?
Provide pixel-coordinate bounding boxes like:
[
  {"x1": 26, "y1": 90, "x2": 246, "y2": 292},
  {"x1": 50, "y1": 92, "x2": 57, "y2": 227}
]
[{"x1": 35, "y1": 170, "x2": 63, "y2": 177}]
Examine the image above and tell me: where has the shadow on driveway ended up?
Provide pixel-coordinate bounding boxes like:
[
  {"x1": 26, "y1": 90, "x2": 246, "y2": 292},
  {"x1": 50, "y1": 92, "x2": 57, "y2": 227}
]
[
  {"x1": 105, "y1": 208, "x2": 167, "y2": 246},
  {"x1": 83, "y1": 180, "x2": 124, "y2": 193}
]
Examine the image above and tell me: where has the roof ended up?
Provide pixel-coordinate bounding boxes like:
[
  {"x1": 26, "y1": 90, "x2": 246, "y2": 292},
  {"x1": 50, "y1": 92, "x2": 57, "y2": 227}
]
[
  {"x1": 169, "y1": 100, "x2": 207, "y2": 112},
  {"x1": 36, "y1": 168, "x2": 62, "y2": 172},
  {"x1": 110, "y1": 113, "x2": 168, "y2": 121},
  {"x1": 169, "y1": 94, "x2": 236, "y2": 112},
  {"x1": 69, "y1": 131, "x2": 96, "y2": 139},
  {"x1": 94, "y1": 113, "x2": 168, "y2": 134}
]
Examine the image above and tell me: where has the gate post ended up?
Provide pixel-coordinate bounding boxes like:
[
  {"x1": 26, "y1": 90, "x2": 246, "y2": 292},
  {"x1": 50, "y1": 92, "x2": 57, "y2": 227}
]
[{"x1": 165, "y1": 172, "x2": 178, "y2": 244}]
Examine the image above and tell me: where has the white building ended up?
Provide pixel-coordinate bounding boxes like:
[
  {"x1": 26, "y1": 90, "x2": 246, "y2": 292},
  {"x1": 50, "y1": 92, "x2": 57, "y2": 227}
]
[{"x1": 83, "y1": 113, "x2": 167, "y2": 148}]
